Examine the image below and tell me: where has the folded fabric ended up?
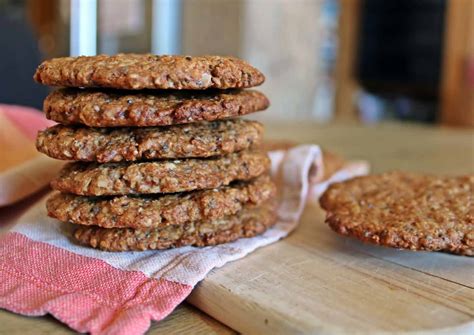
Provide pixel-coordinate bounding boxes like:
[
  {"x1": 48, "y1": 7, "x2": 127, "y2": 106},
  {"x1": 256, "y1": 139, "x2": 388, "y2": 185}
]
[{"x1": 0, "y1": 145, "x2": 368, "y2": 335}]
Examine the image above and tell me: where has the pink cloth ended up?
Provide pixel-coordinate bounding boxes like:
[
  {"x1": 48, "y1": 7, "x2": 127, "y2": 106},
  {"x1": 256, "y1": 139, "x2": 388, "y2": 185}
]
[
  {"x1": 0, "y1": 105, "x2": 369, "y2": 334},
  {"x1": 0, "y1": 105, "x2": 62, "y2": 206},
  {"x1": 0, "y1": 104, "x2": 54, "y2": 140},
  {"x1": 1, "y1": 233, "x2": 191, "y2": 334}
]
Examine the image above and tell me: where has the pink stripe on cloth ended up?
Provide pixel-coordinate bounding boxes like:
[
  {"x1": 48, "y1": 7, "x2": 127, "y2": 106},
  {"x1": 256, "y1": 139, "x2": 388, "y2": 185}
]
[
  {"x1": 0, "y1": 233, "x2": 192, "y2": 335},
  {"x1": 0, "y1": 104, "x2": 54, "y2": 140}
]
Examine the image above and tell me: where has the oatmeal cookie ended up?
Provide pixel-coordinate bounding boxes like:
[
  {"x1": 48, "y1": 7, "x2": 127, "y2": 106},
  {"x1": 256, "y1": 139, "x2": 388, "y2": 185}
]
[
  {"x1": 320, "y1": 171, "x2": 474, "y2": 256},
  {"x1": 47, "y1": 174, "x2": 276, "y2": 229},
  {"x1": 73, "y1": 201, "x2": 277, "y2": 251},
  {"x1": 37, "y1": 119, "x2": 263, "y2": 162},
  {"x1": 51, "y1": 150, "x2": 270, "y2": 196},
  {"x1": 43, "y1": 88, "x2": 269, "y2": 127},
  {"x1": 34, "y1": 54, "x2": 265, "y2": 90}
]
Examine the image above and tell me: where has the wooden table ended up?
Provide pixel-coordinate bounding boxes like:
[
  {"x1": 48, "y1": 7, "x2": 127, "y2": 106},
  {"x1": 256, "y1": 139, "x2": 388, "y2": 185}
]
[{"x1": 1, "y1": 122, "x2": 473, "y2": 334}]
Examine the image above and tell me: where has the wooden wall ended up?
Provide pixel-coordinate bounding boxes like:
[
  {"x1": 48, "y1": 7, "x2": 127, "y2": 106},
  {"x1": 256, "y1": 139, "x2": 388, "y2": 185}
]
[
  {"x1": 334, "y1": 0, "x2": 360, "y2": 122},
  {"x1": 440, "y1": 0, "x2": 474, "y2": 126},
  {"x1": 181, "y1": 0, "x2": 243, "y2": 56},
  {"x1": 181, "y1": 0, "x2": 329, "y2": 122}
]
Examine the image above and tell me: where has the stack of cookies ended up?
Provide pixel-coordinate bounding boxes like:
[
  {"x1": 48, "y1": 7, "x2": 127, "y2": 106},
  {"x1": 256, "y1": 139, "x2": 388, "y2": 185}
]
[{"x1": 34, "y1": 54, "x2": 276, "y2": 252}]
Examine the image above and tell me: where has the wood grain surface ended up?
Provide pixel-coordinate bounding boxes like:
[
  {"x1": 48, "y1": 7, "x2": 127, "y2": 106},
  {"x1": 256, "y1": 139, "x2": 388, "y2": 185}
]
[
  {"x1": 0, "y1": 304, "x2": 234, "y2": 335},
  {"x1": 1, "y1": 122, "x2": 473, "y2": 334}
]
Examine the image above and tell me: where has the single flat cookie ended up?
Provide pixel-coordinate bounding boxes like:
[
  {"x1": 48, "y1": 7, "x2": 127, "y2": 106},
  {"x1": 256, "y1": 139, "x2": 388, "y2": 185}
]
[
  {"x1": 37, "y1": 119, "x2": 263, "y2": 162},
  {"x1": 320, "y1": 172, "x2": 474, "y2": 256},
  {"x1": 73, "y1": 201, "x2": 277, "y2": 251},
  {"x1": 43, "y1": 88, "x2": 269, "y2": 127},
  {"x1": 51, "y1": 150, "x2": 270, "y2": 196},
  {"x1": 34, "y1": 54, "x2": 265, "y2": 90},
  {"x1": 47, "y1": 174, "x2": 276, "y2": 229}
]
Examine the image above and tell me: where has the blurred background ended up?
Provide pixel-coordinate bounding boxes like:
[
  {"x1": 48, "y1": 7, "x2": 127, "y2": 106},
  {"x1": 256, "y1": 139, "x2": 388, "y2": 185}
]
[{"x1": 0, "y1": 0, "x2": 473, "y2": 126}]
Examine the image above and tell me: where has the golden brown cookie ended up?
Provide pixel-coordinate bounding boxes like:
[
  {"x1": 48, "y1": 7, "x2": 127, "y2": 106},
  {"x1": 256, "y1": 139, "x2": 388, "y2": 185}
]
[
  {"x1": 51, "y1": 150, "x2": 270, "y2": 196},
  {"x1": 43, "y1": 88, "x2": 269, "y2": 127},
  {"x1": 73, "y1": 201, "x2": 278, "y2": 251},
  {"x1": 320, "y1": 171, "x2": 474, "y2": 256},
  {"x1": 47, "y1": 174, "x2": 276, "y2": 229},
  {"x1": 34, "y1": 54, "x2": 265, "y2": 90},
  {"x1": 37, "y1": 119, "x2": 263, "y2": 162}
]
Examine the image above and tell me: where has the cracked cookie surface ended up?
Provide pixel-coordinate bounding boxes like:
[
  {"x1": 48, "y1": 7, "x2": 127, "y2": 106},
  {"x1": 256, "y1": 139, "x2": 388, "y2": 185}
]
[
  {"x1": 47, "y1": 174, "x2": 276, "y2": 229},
  {"x1": 34, "y1": 54, "x2": 265, "y2": 90},
  {"x1": 37, "y1": 119, "x2": 263, "y2": 162},
  {"x1": 320, "y1": 171, "x2": 474, "y2": 256},
  {"x1": 73, "y1": 200, "x2": 277, "y2": 251},
  {"x1": 43, "y1": 88, "x2": 269, "y2": 127},
  {"x1": 51, "y1": 150, "x2": 270, "y2": 196}
]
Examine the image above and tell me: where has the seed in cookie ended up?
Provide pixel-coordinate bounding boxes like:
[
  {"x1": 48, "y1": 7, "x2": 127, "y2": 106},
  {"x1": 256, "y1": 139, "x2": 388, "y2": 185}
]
[
  {"x1": 319, "y1": 171, "x2": 474, "y2": 256},
  {"x1": 72, "y1": 201, "x2": 277, "y2": 251},
  {"x1": 47, "y1": 174, "x2": 276, "y2": 229},
  {"x1": 34, "y1": 54, "x2": 265, "y2": 90},
  {"x1": 51, "y1": 150, "x2": 270, "y2": 196},
  {"x1": 36, "y1": 119, "x2": 264, "y2": 162},
  {"x1": 43, "y1": 88, "x2": 269, "y2": 127}
]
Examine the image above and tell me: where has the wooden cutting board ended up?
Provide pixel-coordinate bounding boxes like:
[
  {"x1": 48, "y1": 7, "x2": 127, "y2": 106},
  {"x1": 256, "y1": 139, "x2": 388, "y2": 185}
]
[
  {"x1": 187, "y1": 201, "x2": 473, "y2": 334},
  {"x1": 187, "y1": 123, "x2": 474, "y2": 334}
]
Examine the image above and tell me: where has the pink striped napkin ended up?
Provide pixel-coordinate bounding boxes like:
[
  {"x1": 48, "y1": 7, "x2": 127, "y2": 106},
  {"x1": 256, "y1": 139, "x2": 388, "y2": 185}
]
[{"x1": 0, "y1": 105, "x2": 369, "y2": 335}]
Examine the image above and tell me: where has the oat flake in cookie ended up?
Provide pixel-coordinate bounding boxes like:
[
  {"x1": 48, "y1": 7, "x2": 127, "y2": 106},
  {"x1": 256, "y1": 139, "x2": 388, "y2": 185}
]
[
  {"x1": 37, "y1": 119, "x2": 264, "y2": 162},
  {"x1": 34, "y1": 54, "x2": 265, "y2": 90},
  {"x1": 51, "y1": 150, "x2": 270, "y2": 196},
  {"x1": 320, "y1": 171, "x2": 474, "y2": 256},
  {"x1": 47, "y1": 174, "x2": 276, "y2": 229},
  {"x1": 73, "y1": 201, "x2": 277, "y2": 252},
  {"x1": 43, "y1": 88, "x2": 269, "y2": 127}
]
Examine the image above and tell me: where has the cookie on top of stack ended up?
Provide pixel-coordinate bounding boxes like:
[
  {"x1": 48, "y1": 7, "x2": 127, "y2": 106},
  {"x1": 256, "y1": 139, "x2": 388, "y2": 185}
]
[{"x1": 34, "y1": 54, "x2": 276, "y2": 252}]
